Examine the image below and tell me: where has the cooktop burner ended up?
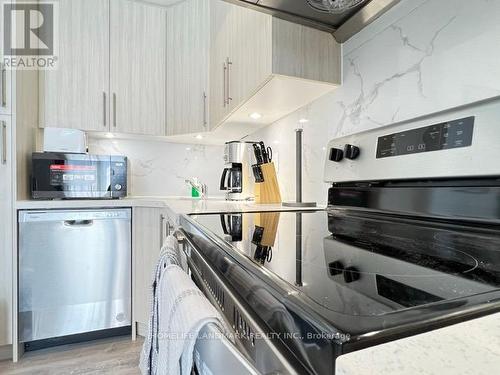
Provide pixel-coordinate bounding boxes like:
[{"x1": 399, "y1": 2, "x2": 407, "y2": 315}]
[{"x1": 191, "y1": 210, "x2": 500, "y2": 318}]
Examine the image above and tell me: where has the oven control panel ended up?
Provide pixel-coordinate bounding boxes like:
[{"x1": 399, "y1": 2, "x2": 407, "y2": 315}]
[
  {"x1": 376, "y1": 116, "x2": 474, "y2": 159},
  {"x1": 324, "y1": 97, "x2": 500, "y2": 183}
]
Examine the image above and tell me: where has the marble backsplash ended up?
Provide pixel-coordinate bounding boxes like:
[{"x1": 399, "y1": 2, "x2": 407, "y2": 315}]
[
  {"x1": 249, "y1": 0, "x2": 500, "y2": 204},
  {"x1": 88, "y1": 138, "x2": 225, "y2": 197}
]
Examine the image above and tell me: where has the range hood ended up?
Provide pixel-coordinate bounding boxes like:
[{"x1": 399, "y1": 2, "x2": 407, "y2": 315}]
[{"x1": 225, "y1": 0, "x2": 400, "y2": 42}]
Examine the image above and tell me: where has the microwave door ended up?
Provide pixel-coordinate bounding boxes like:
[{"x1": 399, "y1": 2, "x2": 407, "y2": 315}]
[{"x1": 31, "y1": 153, "x2": 117, "y2": 199}]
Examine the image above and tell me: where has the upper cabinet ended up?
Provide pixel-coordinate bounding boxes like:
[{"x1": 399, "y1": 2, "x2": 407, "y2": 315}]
[
  {"x1": 208, "y1": 0, "x2": 340, "y2": 133},
  {"x1": 209, "y1": 1, "x2": 272, "y2": 128},
  {"x1": 41, "y1": 0, "x2": 166, "y2": 136},
  {"x1": 166, "y1": 0, "x2": 209, "y2": 136},
  {"x1": 110, "y1": 0, "x2": 166, "y2": 136},
  {"x1": 40, "y1": 0, "x2": 340, "y2": 140},
  {"x1": 41, "y1": 0, "x2": 110, "y2": 132},
  {"x1": 0, "y1": 2, "x2": 13, "y2": 115}
]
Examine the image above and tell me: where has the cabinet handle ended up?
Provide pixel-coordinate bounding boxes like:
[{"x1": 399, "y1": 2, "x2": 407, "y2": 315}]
[
  {"x1": 112, "y1": 93, "x2": 117, "y2": 128},
  {"x1": 1, "y1": 121, "x2": 7, "y2": 165},
  {"x1": 226, "y1": 57, "x2": 232, "y2": 103},
  {"x1": 223, "y1": 62, "x2": 227, "y2": 107},
  {"x1": 0, "y1": 64, "x2": 6, "y2": 108},
  {"x1": 160, "y1": 214, "x2": 165, "y2": 248},
  {"x1": 203, "y1": 91, "x2": 207, "y2": 127},
  {"x1": 103, "y1": 92, "x2": 107, "y2": 127}
]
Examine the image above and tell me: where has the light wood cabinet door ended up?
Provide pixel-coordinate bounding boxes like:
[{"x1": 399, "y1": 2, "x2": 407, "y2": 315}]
[
  {"x1": 110, "y1": 0, "x2": 166, "y2": 136},
  {"x1": 209, "y1": 1, "x2": 272, "y2": 128},
  {"x1": 226, "y1": 5, "x2": 272, "y2": 114},
  {"x1": 133, "y1": 207, "x2": 167, "y2": 327},
  {"x1": 0, "y1": 2, "x2": 12, "y2": 116},
  {"x1": 209, "y1": 0, "x2": 232, "y2": 129},
  {"x1": 166, "y1": 0, "x2": 210, "y2": 136},
  {"x1": 41, "y1": 0, "x2": 110, "y2": 131},
  {"x1": 0, "y1": 115, "x2": 12, "y2": 346}
]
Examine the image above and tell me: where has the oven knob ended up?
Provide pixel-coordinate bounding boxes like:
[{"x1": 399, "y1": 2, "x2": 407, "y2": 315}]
[
  {"x1": 114, "y1": 184, "x2": 122, "y2": 191},
  {"x1": 344, "y1": 144, "x2": 360, "y2": 160},
  {"x1": 328, "y1": 261, "x2": 344, "y2": 276},
  {"x1": 343, "y1": 267, "x2": 361, "y2": 283},
  {"x1": 329, "y1": 148, "x2": 344, "y2": 162}
]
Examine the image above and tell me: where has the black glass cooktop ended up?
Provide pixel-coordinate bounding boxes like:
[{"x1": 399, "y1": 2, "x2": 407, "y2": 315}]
[
  {"x1": 191, "y1": 210, "x2": 500, "y2": 318},
  {"x1": 183, "y1": 209, "x2": 500, "y2": 374}
]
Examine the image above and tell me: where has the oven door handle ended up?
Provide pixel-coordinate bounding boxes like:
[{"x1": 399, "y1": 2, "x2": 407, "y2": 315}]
[
  {"x1": 174, "y1": 228, "x2": 299, "y2": 375},
  {"x1": 172, "y1": 230, "x2": 260, "y2": 375}
]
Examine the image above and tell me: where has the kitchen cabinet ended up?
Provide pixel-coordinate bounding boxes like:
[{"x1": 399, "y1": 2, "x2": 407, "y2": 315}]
[
  {"x1": 110, "y1": 0, "x2": 166, "y2": 136},
  {"x1": 208, "y1": 0, "x2": 232, "y2": 132},
  {"x1": 41, "y1": 0, "x2": 110, "y2": 131},
  {"x1": 0, "y1": 2, "x2": 12, "y2": 115},
  {"x1": 224, "y1": 3, "x2": 272, "y2": 116},
  {"x1": 209, "y1": 1, "x2": 341, "y2": 132},
  {"x1": 41, "y1": 0, "x2": 166, "y2": 136},
  {"x1": 0, "y1": 115, "x2": 12, "y2": 348},
  {"x1": 133, "y1": 207, "x2": 171, "y2": 333},
  {"x1": 166, "y1": 0, "x2": 209, "y2": 136},
  {"x1": 40, "y1": 0, "x2": 339, "y2": 140}
]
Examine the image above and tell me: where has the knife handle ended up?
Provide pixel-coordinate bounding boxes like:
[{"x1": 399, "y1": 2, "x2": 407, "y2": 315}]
[
  {"x1": 259, "y1": 142, "x2": 268, "y2": 163},
  {"x1": 253, "y1": 143, "x2": 263, "y2": 164}
]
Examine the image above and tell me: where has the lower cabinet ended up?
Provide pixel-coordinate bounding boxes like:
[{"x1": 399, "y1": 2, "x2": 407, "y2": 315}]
[{"x1": 132, "y1": 207, "x2": 171, "y2": 332}]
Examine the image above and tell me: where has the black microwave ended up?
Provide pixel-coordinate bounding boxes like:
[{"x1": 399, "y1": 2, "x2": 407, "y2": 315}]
[{"x1": 31, "y1": 152, "x2": 128, "y2": 199}]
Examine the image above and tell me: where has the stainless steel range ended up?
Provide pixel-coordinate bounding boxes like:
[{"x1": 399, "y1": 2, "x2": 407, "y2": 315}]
[{"x1": 179, "y1": 96, "x2": 500, "y2": 374}]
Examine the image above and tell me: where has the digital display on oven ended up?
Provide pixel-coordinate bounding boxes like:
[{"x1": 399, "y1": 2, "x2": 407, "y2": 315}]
[{"x1": 376, "y1": 116, "x2": 474, "y2": 158}]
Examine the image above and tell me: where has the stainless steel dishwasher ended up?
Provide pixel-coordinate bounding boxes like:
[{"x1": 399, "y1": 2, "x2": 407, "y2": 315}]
[{"x1": 18, "y1": 209, "x2": 132, "y2": 349}]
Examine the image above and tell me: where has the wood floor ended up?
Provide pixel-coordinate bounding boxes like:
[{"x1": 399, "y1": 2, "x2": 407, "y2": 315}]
[{"x1": 0, "y1": 336, "x2": 143, "y2": 375}]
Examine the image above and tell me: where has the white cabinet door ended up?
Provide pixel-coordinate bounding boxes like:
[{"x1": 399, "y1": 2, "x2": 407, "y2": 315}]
[
  {"x1": 0, "y1": 115, "x2": 12, "y2": 346},
  {"x1": 41, "y1": 0, "x2": 110, "y2": 131},
  {"x1": 209, "y1": 0, "x2": 232, "y2": 129},
  {"x1": 133, "y1": 208, "x2": 166, "y2": 327},
  {"x1": 110, "y1": 0, "x2": 166, "y2": 136},
  {"x1": 166, "y1": 0, "x2": 210, "y2": 136}
]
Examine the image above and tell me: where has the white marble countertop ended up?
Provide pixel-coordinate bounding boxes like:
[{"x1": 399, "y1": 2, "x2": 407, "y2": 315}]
[
  {"x1": 336, "y1": 312, "x2": 500, "y2": 375},
  {"x1": 16, "y1": 196, "x2": 325, "y2": 216}
]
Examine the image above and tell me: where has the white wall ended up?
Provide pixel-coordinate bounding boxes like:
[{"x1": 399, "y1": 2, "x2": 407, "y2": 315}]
[
  {"x1": 88, "y1": 137, "x2": 225, "y2": 197},
  {"x1": 251, "y1": 0, "x2": 500, "y2": 204}
]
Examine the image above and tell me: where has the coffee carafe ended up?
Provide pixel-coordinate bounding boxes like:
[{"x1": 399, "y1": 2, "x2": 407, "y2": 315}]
[{"x1": 220, "y1": 141, "x2": 255, "y2": 201}]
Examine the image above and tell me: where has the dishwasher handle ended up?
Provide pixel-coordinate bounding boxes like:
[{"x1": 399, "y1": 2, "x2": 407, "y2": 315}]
[
  {"x1": 64, "y1": 220, "x2": 94, "y2": 227},
  {"x1": 19, "y1": 209, "x2": 132, "y2": 223}
]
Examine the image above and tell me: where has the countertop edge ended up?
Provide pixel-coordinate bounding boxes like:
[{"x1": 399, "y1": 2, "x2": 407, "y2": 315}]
[{"x1": 16, "y1": 197, "x2": 326, "y2": 216}]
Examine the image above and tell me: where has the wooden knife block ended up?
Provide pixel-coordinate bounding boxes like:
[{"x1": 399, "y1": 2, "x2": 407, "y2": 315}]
[{"x1": 254, "y1": 162, "x2": 282, "y2": 204}]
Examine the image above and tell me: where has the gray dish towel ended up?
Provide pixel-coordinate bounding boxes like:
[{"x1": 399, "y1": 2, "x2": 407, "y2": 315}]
[
  {"x1": 140, "y1": 235, "x2": 228, "y2": 375},
  {"x1": 140, "y1": 235, "x2": 183, "y2": 375}
]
